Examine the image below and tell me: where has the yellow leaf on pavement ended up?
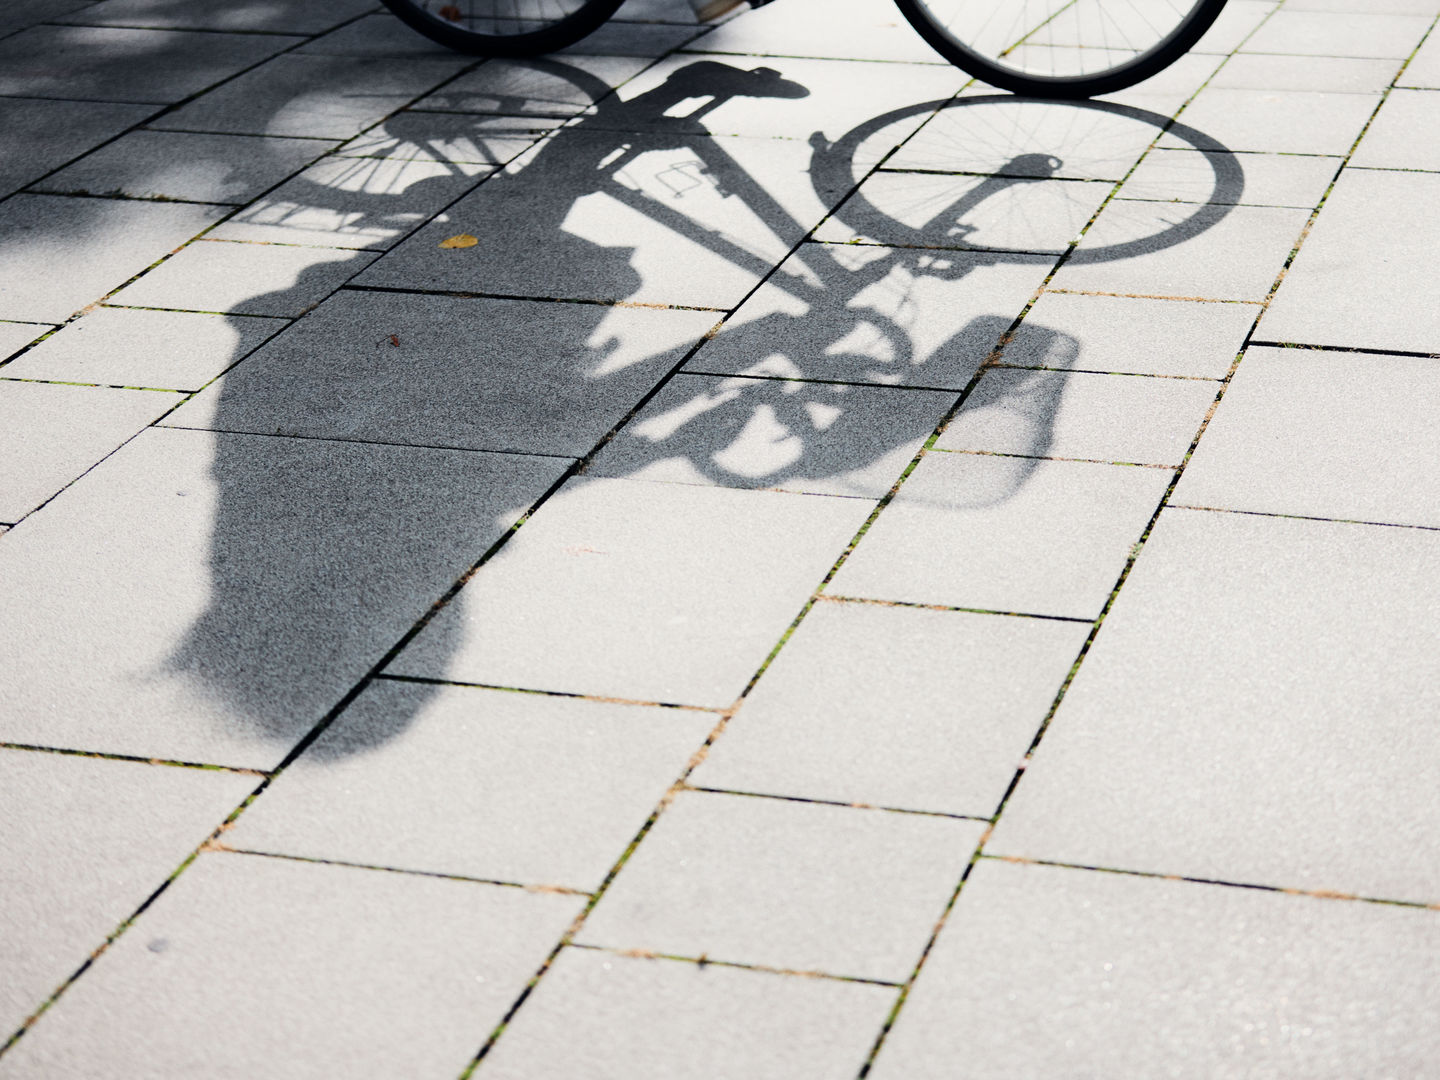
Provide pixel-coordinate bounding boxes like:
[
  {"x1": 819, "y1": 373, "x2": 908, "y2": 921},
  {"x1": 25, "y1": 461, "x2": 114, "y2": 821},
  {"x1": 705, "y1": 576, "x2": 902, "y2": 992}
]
[{"x1": 439, "y1": 234, "x2": 478, "y2": 249}]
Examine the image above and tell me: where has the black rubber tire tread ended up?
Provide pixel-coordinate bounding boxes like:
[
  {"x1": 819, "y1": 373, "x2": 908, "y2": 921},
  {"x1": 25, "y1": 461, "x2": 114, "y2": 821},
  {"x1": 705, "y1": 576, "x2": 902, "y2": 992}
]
[
  {"x1": 892, "y1": 0, "x2": 1231, "y2": 98},
  {"x1": 379, "y1": 0, "x2": 626, "y2": 56}
]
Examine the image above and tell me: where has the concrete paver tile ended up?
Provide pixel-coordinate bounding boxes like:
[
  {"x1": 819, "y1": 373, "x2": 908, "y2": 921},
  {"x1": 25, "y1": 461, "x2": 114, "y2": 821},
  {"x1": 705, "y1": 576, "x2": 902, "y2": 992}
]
[
  {"x1": 0, "y1": 25, "x2": 301, "y2": 103},
  {"x1": 0, "y1": 97, "x2": 156, "y2": 198},
  {"x1": 107, "y1": 240, "x2": 373, "y2": 316},
  {"x1": 166, "y1": 291, "x2": 717, "y2": 457},
  {"x1": 389, "y1": 476, "x2": 874, "y2": 706},
  {"x1": 870, "y1": 860, "x2": 1440, "y2": 1079},
  {"x1": 0, "y1": 322, "x2": 52, "y2": 365},
  {"x1": 1002, "y1": 291, "x2": 1257, "y2": 379},
  {"x1": 35, "y1": 130, "x2": 339, "y2": 204},
  {"x1": 334, "y1": 112, "x2": 556, "y2": 166},
  {"x1": 298, "y1": 12, "x2": 469, "y2": 58},
  {"x1": 152, "y1": 54, "x2": 469, "y2": 140},
  {"x1": 0, "y1": 0, "x2": 94, "y2": 36},
  {"x1": 816, "y1": 173, "x2": 1111, "y2": 255},
  {"x1": 693, "y1": 0, "x2": 942, "y2": 64},
  {"x1": 1189, "y1": 0, "x2": 1275, "y2": 53},
  {"x1": 57, "y1": 0, "x2": 375, "y2": 33},
  {"x1": 0, "y1": 752, "x2": 254, "y2": 1040},
  {"x1": 0, "y1": 381, "x2": 177, "y2": 520},
  {"x1": 577, "y1": 791, "x2": 984, "y2": 981},
  {"x1": 1258, "y1": 168, "x2": 1440, "y2": 352},
  {"x1": 987, "y1": 507, "x2": 1440, "y2": 903},
  {"x1": 1398, "y1": 26, "x2": 1440, "y2": 87},
  {"x1": 612, "y1": 0, "x2": 705, "y2": 22},
  {"x1": 0, "y1": 853, "x2": 583, "y2": 1079},
  {"x1": 691, "y1": 601, "x2": 1087, "y2": 817},
  {"x1": 228, "y1": 681, "x2": 716, "y2": 891},
  {"x1": 830, "y1": 452, "x2": 1171, "y2": 619},
  {"x1": 587, "y1": 375, "x2": 953, "y2": 498},
  {"x1": 684, "y1": 246, "x2": 1055, "y2": 390},
  {"x1": 937, "y1": 368, "x2": 1217, "y2": 467},
  {"x1": 480, "y1": 949, "x2": 898, "y2": 1080},
  {"x1": 412, "y1": 55, "x2": 653, "y2": 118},
  {"x1": 1173, "y1": 345, "x2": 1440, "y2": 526},
  {"x1": 1209, "y1": 52, "x2": 1402, "y2": 93},
  {"x1": 1285, "y1": 0, "x2": 1440, "y2": 12},
  {"x1": 1349, "y1": 88, "x2": 1440, "y2": 171},
  {"x1": 1158, "y1": 88, "x2": 1378, "y2": 156},
  {"x1": 1049, "y1": 201, "x2": 1309, "y2": 301},
  {"x1": 559, "y1": 17, "x2": 710, "y2": 56},
  {"x1": 0, "y1": 307, "x2": 285, "y2": 390},
  {"x1": 1241, "y1": 9, "x2": 1433, "y2": 58},
  {"x1": 1120, "y1": 148, "x2": 1338, "y2": 208},
  {"x1": 0, "y1": 427, "x2": 569, "y2": 768},
  {"x1": 0, "y1": 195, "x2": 228, "y2": 323}
]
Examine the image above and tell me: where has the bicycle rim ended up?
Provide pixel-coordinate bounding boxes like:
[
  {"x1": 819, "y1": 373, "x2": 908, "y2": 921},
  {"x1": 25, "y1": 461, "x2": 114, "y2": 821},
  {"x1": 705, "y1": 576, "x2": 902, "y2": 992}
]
[
  {"x1": 893, "y1": 0, "x2": 1230, "y2": 98},
  {"x1": 381, "y1": 0, "x2": 625, "y2": 55}
]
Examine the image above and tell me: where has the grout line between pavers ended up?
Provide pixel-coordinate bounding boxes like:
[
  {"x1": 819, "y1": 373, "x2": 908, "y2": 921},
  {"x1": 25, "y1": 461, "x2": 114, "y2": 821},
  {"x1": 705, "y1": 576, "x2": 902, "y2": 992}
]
[
  {"x1": 216, "y1": 847, "x2": 594, "y2": 897},
  {"x1": 682, "y1": 785, "x2": 994, "y2": 823},
  {"x1": 1247, "y1": 339, "x2": 1440, "y2": 359},
  {"x1": 1167, "y1": 502, "x2": 1440, "y2": 533},
  {"x1": 155, "y1": 422, "x2": 582, "y2": 461},
  {"x1": 813, "y1": 593, "x2": 1095, "y2": 623},
  {"x1": 376, "y1": 672, "x2": 729, "y2": 714},
  {"x1": 565, "y1": 941, "x2": 909, "y2": 988},
  {"x1": 0, "y1": 741, "x2": 268, "y2": 775},
  {"x1": 929, "y1": 447, "x2": 1177, "y2": 470}
]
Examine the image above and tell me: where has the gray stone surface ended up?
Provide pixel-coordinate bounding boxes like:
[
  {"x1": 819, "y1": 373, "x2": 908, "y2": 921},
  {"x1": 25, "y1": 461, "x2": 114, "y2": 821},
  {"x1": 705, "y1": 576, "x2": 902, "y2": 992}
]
[
  {"x1": 1173, "y1": 345, "x2": 1440, "y2": 526},
  {"x1": 1189, "y1": 0, "x2": 1274, "y2": 54},
  {"x1": 2, "y1": 306, "x2": 286, "y2": 390},
  {"x1": 1209, "y1": 52, "x2": 1402, "y2": 93},
  {"x1": 870, "y1": 859, "x2": 1440, "y2": 1080},
  {"x1": 227, "y1": 680, "x2": 716, "y2": 891},
  {"x1": 0, "y1": 195, "x2": 228, "y2": 323},
  {"x1": 298, "y1": 12, "x2": 475, "y2": 59},
  {"x1": 1120, "y1": 149, "x2": 1338, "y2": 208},
  {"x1": 411, "y1": 55, "x2": 652, "y2": 118},
  {"x1": 691, "y1": 600, "x2": 1087, "y2": 817},
  {"x1": 1242, "y1": 9, "x2": 1433, "y2": 58},
  {"x1": 987, "y1": 507, "x2": 1440, "y2": 903},
  {"x1": 0, "y1": 426, "x2": 570, "y2": 768},
  {"x1": 829, "y1": 452, "x2": 1171, "y2": 619},
  {"x1": 578, "y1": 791, "x2": 984, "y2": 981},
  {"x1": 481, "y1": 948, "x2": 898, "y2": 1080},
  {"x1": 1350, "y1": 89, "x2": 1440, "y2": 170},
  {"x1": 0, "y1": 751, "x2": 254, "y2": 1041},
  {"x1": 1049, "y1": 201, "x2": 1310, "y2": 302},
  {"x1": 1010, "y1": 291, "x2": 1256, "y2": 378},
  {"x1": 587, "y1": 375, "x2": 953, "y2": 498},
  {"x1": 57, "y1": 0, "x2": 375, "y2": 33},
  {"x1": 153, "y1": 54, "x2": 468, "y2": 140},
  {"x1": 1258, "y1": 168, "x2": 1440, "y2": 352},
  {"x1": 36, "y1": 130, "x2": 338, "y2": 204},
  {"x1": 1158, "y1": 89, "x2": 1378, "y2": 156},
  {"x1": 334, "y1": 112, "x2": 557, "y2": 165},
  {"x1": 166, "y1": 291, "x2": 717, "y2": 456},
  {"x1": 0, "y1": 24, "x2": 301, "y2": 103},
  {"x1": 0, "y1": 97, "x2": 155, "y2": 198},
  {"x1": 1, "y1": 852, "x2": 583, "y2": 1079},
  {"x1": 558, "y1": 17, "x2": 708, "y2": 55},
  {"x1": 0, "y1": 0, "x2": 94, "y2": 37},
  {"x1": 108, "y1": 240, "x2": 374, "y2": 316},
  {"x1": 693, "y1": 0, "x2": 943, "y2": 63},
  {"x1": 684, "y1": 246, "x2": 1056, "y2": 390},
  {"x1": 0, "y1": 322, "x2": 51, "y2": 364},
  {"x1": 389, "y1": 476, "x2": 874, "y2": 707},
  {"x1": 1399, "y1": 25, "x2": 1440, "y2": 87},
  {"x1": 937, "y1": 368, "x2": 1217, "y2": 467},
  {"x1": 0, "y1": 380, "x2": 177, "y2": 520}
]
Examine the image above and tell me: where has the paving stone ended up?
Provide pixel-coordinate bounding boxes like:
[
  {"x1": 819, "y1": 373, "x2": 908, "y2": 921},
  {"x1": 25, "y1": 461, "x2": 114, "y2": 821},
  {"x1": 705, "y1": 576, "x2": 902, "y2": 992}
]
[
  {"x1": 0, "y1": 97, "x2": 155, "y2": 198},
  {"x1": 1285, "y1": 0, "x2": 1440, "y2": 12},
  {"x1": 412, "y1": 55, "x2": 653, "y2": 118},
  {"x1": 334, "y1": 112, "x2": 556, "y2": 166},
  {"x1": 0, "y1": 752, "x2": 254, "y2": 1040},
  {"x1": 1158, "y1": 89, "x2": 1377, "y2": 156},
  {"x1": 153, "y1": 53, "x2": 468, "y2": 140},
  {"x1": 557, "y1": 17, "x2": 708, "y2": 55},
  {"x1": 1049, "y1": 201, "x2": 1309, "y2": 302},
  {"x1": 209, "y1": 155, "x2": 494, "y2": 250},
  {"x1": 1258, "y1": 168, "x2": 1440, "y2": 352},
  {"x1": 1350, "y1": 88, "x2": 1440, "y2": 171},
  {"x1": 1189, "y1": 0, "x2": 1274, "y2": 53},
  {"x1": 0, "y1": 381, "x2": 178, "y2": 520},
  {"x1": 816, "y1": 173, "x2": 1111, "y2": 255},
  {"x1": 0, "y1": 24, "x2": 301, "y2": 103},
  {"x1": 0, "y1": 426, "x2": 569, "y2": 768},
  {"x1": 684, "y1": 245, "x2": 1055, "y2": 390},
  {"x1": 829, "y1": 452, "x2": 1171, "y2": 619},
  {"x1": 1120, "y1": 148, "x2": 1338, "y2": 208},
  {"x1": 389, "y1": 476, "x2": 874, "y2": 706},
  {"x1": 870, "y1": 860, "x2": 1440, "y2": 1080},
  {"x1": 613, "y1": 0, "x2": 705, "y2": 22},
  {"x1": 1398, "y1": 25, "x2": 1440, "y2": 87},
  {"x1": 1, "y1": 307, "x2": 286, "y2": 390},
  {"x1": 57, "y1": 0, "x2": 375, "y2": 33},
  {"x1": 693, "y1": 0, "x2": 943, "y2": 64},
  {"x1": 1209, "y1": 52, "x2": 1402, "y2": 93},
  {"x1": 1241, "y1": 9, "x2": 1433, "y2": 58},
  {"x1": 0, "y1": 322, "x2": 52, "y2": 364},
  {"x1": 588, "y1": 375, "x2": 953, "y2": 498},
  {"x1": 355, "y1": 131, "x2": 833, "y2": 308},
  {"x1": 0, "y1": 195, "x2": 228, "y2": 323},
  {"x1": 0, "y1": 0, "x2": 94, "y2": 36},
  {"x1": 577, "y1": 791, "x2": 984, "y2": 981},
  {"x1": 36, "y1": 130, "x2": 338, "y2": 204},
  {"x1": 107, "y1": 240, "x2": 374, "y2": 316},
  {"x1": 480, "y1": 948, "x2": 898, "y2": 1080},
  {"x1": 938, "y1": 368, "x2": 1215, "y2": 467},
  {"x1": 298, "y1": 10, "x2": 477, "y2": 58},
  {"x1": 987, "y1": 507, "x2": 1440, "y2": 903},
  {"x1": 1173, "y1": 346, "x2": 1440, "y2": 526},
  {"x1": 0, "y1": 853, "x2": 583, "y2": 1079},
  {"x1": 691, "y1": 600, "x2": 1087, "y2": 817},
  {"x1": 166, "y1": 290, "x2": 717, "y2": 456},
  {"x1": 228, "y1": 681, "x2": 716, "y2": 892}
]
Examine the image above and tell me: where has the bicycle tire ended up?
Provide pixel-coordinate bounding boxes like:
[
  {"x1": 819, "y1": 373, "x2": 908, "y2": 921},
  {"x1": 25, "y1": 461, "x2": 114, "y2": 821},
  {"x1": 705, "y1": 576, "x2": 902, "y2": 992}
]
[
  {"x1": 380, "y1": 0, "x2": 626, "y2": 57},
  {"x1": 892, "y1": 0, "x2": 1231, "y2": 99}
]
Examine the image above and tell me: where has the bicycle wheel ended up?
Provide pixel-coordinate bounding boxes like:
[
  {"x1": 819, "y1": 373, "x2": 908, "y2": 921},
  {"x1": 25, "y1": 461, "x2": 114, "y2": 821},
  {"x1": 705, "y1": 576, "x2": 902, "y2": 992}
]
[
  {"x1": 893, "y1": 0, "x2": 1230, "y2": 99},
  {"x1": 380, "y1": 0, "x2": 626, "y2": 57}
]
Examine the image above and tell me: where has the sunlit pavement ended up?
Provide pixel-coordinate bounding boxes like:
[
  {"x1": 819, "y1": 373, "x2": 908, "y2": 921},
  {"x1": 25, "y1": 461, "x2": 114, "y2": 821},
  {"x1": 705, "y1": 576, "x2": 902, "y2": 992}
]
[{"x1": 3, "y1": 0, "x2": 1440, "y2": 1075}]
